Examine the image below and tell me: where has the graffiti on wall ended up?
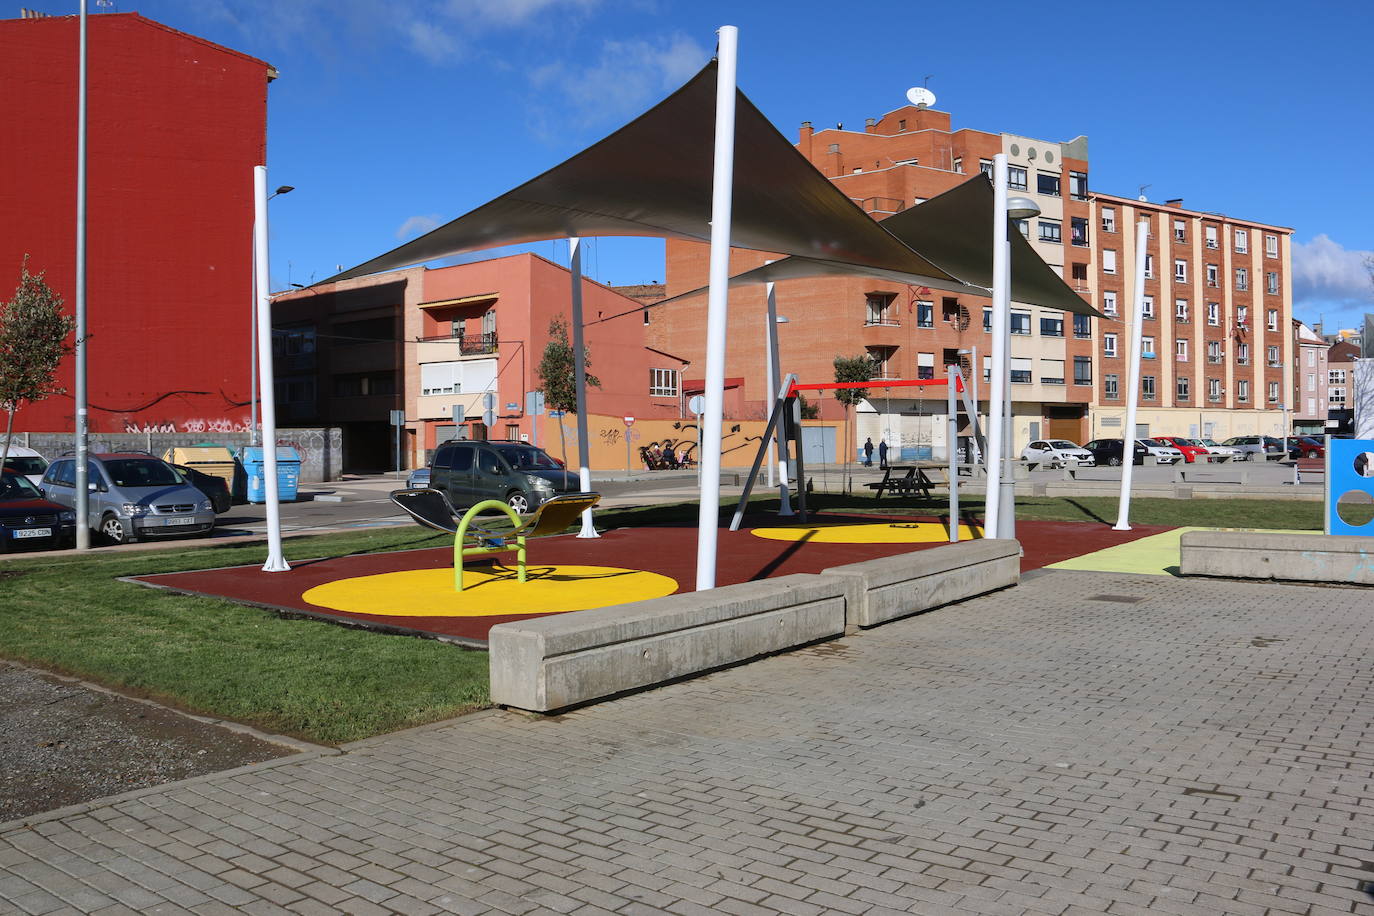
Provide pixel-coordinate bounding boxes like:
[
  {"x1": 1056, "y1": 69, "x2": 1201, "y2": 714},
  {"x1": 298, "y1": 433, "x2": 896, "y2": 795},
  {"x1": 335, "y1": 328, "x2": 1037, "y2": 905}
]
[{"x1": 123, "y1": 417, "x2": 254, "y2": 434}]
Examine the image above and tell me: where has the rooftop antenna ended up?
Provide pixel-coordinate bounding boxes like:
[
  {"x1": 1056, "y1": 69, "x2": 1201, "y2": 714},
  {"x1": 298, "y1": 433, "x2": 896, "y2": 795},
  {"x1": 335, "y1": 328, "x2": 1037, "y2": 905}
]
[
  {"x1": 1137, "y1": 184, "x2": 1151, "y2": 202},
  {"x1": 905, "y1": 76, "x2": 937, "y2": 110}
]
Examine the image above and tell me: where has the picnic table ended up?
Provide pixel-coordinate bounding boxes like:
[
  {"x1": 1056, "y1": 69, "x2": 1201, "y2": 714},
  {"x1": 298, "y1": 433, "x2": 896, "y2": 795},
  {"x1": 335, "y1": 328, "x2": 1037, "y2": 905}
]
[{"x1": 865, "y1": 464, "x2": 937, "y2": 499}]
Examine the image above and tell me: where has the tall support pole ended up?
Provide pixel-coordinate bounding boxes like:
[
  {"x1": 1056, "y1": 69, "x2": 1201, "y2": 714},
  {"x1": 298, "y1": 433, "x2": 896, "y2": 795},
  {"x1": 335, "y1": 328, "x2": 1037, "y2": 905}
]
[
  {"x1": 73, "y1": 0, "x2": 90, "y2": 550},
  {"x1": 765, "y1": 272, "x2": 793, "y2": 515},
  {"x1": 947, "y1": 371, "x2": 959, "y2": 542},
  {"x1": 254, "y1": 166, "x2": 289, "y2": 572},
  {"x1": 985, "y1": 153, "x2": 1009, "y2": 540},
  {"x1": 694, "y1": 25, "x2": 738, "y2": 591},
  {"x1": 249, "y1": 243, "x2": 259, "y2": 445},
  {"x1": 1113, "y1": 220, "x2": 1150, "y2": 531},
  {"x1": 569, "y1": 238, "x2": 598, "y2": 538}
]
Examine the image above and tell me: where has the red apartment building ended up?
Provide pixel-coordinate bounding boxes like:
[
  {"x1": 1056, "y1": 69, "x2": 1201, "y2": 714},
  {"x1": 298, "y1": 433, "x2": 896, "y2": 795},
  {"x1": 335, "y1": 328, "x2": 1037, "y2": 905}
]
[
  {"x1": 271, "y1": 254, "x2": 687, "y2": 470},
  {"x1": 0, "y1": 12, "x2": 271, "y2": 434}
]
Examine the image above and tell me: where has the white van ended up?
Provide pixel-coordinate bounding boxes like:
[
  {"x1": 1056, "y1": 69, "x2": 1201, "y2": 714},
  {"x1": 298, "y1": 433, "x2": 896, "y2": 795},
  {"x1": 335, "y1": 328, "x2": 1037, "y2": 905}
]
[{"x1": 1, "y1": 445, "x2": 49, "y2": 487}]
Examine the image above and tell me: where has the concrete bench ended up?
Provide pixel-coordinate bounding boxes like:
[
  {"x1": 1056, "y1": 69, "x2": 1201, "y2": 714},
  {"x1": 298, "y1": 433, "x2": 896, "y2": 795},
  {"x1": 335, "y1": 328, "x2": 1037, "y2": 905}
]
[
  {"x1": 1179, "y1": 530, "x2": 1374, "y2": 585},
  {"x1": 489, "y1": 574, "x2": 847, "y2": 712},
  {"x1": 822, "y1": 539, "x2": 1020, "y2": 630},
  {"x1": 1172, "y1": 466, "x2": 1249, "y2": 485}
]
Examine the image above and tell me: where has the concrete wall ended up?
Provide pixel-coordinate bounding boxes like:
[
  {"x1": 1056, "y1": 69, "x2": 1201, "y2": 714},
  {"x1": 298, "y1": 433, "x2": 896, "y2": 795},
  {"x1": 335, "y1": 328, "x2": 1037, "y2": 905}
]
[{"x1": 1180, "y1": 530, "x2": 1374, "y2": 584}]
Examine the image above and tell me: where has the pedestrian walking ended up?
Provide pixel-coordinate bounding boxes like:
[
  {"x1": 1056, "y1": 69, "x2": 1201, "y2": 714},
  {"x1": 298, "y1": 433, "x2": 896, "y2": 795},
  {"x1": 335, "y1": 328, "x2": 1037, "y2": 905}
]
[
  {"x1": 878, "y1": 438, "x2": 889, "y2": 469},
  {"x1": 862, "y1": 437, "x2": 874, "y2": 467}
]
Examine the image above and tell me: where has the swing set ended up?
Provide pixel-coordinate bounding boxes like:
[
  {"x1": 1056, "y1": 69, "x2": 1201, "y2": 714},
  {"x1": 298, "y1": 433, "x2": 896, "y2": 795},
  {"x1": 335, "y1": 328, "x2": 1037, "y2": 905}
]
[{"x1": 729, "y1": 367, "x2": 988, "y2": 542}]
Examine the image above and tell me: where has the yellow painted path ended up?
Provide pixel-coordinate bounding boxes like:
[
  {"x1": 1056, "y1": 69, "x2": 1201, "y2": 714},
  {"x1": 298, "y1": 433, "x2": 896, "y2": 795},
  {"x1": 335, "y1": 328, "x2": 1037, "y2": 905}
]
[
  {"x1": 1048, "y1": 527, "x2": 1293, "y2": 577},
  {"x1": 751, "y1": 521, "x2": 982, "y2": 544}
]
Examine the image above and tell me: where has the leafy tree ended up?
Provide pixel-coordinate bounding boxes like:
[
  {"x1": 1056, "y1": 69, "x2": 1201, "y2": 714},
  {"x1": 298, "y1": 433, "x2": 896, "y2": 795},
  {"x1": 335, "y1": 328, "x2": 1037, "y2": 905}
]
[
  {"x1": 797, "y1": 393, "x2": 819, "y2": 420},
  {"x1": 0, "y1": 259, "x2": 76, "y2": 476},
  {"x1": 536, "y1": 316, "x2": 600, "y2": 466},
  {"x1": 832, "y1": 354, "x2": 875, "y2": 492}
]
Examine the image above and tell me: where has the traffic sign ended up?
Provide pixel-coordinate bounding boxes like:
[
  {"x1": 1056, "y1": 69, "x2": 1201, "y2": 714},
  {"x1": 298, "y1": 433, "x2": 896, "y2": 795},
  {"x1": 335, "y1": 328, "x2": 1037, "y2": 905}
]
[
  {"x1": 623, "y1": 416, "x2": 635, "y2": 427},
  {"x1": 389, "y1": 409, "x2": 405, "y2": 426},
  {"x1": 688, "y1": 395, "x2": 705, "y2": 415},
  {"x1": 452, "y1": 404, "x2": 465, "y2": 423}
]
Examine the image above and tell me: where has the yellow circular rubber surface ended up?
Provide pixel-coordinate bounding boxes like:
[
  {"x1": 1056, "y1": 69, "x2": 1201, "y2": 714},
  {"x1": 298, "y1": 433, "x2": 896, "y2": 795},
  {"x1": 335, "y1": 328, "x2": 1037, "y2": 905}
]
[
  {"x1": 751, "y1": 521, "x2": 981, "y2": 543},
  {"x1": 301, "y1": 565, "x2": 678, "y2": 618}
]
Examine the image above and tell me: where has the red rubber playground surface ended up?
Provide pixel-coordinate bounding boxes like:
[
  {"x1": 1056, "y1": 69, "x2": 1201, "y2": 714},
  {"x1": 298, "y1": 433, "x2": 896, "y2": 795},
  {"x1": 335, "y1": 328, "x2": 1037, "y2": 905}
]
[{"x1": 130, "y1": 516, "x2": 1172, "y2": 645}]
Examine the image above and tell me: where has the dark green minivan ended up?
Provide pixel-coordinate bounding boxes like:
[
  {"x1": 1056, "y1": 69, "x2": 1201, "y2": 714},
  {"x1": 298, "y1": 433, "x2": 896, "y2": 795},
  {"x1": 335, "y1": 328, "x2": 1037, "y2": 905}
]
[{"x1": 429, "y1": 440, "x2": 579, "y2": 514}]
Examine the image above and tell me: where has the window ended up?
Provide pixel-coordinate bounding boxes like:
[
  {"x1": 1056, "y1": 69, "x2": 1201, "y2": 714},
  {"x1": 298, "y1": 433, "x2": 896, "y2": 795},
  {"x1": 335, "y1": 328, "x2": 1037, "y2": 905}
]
[
  {"x1": 1308, "y1": 397, "x2": 1317, "y2": 415},
  {"x1": 1069, "y1": 171, "x2": 1088, "y2": 200},
  {"x1": 1208, "y1": 378, "x2": 1222, "y2": 402},
  {"x1": 1331, "y1": 386, "x2": 1347, "y2": 404},
  {"x1": 1173, "y1": 219, "x2": 1186, "y2": 242},
  {"x1": 482, "y1": 308, "x2": 496, "y2": 336},
  {"x1": 1010, "y1": 357, "x2": 1032, "y2": 384},
  {"x1": 1175, "y1": 298, "x2": 1189, "y2": 321},
  {"x1": 335, "y1": 371, "x2": 395, "y2": 397},
  {"x1": 867, "y1": 346, "x2": 895, "y2": 379},
  {"x1": 1330, "y1": 368, "x2": 1347, "y2": 385},
  {"x1": 1144, "y1": 254, "x2": 1155, "y2": 278},
  {"x1": 982, "y1": 307, "x2": 991, "y2": 332},
  {"x1": 420, "y1": 361, "x2": 461, "y2": 396},
  {"x1": 1177, "y1": 377, "x2": 1191, "y2": 400},
  {"x1": 1142, "y1": 336, "x2": 1156, "y2": 358},
  {"x1": 1103, "y1": 291, "x2": 1118, "y2": 316},
  {"x1": 1206, "y1": 264, "x2": 1219, "y2": 287},
  {"x1": 1207, "y1": 340, "x2": 1223, "y2": 363},
  {"x1": 1141, "y1": 295, "x2": 1155, "y2": 319},
  {"x1": 1267, "y1": 345, "x2": 1281, "y2": 367},
  {"x1": 1104, "y1": 333, "x2": 1118, "y2": 357},
  {"x1": 1265, "y1": 234, "x2": 1278, "y2": 258},
  {"x1": 908, "y1": 300, "x2": 932, "y2": 328},
  {"x1": 1010, "y1": 312, "x2": 1031, "y2": 335},
  {"x1": 1267, "y1": 272, "x2": 1279, "y2": 294},
  {"x1": 1103, "y1": 249, "x2": 1118, "y2": 274},
  {"x1": 1267, "y1": 309, "x2": 1279, "y2": 332},
  {"x1": 1104, "y1": 374, "x2": 1119, "y2": 399},
  {"x1": 649, "y1": 368, "x2": 679, "y2": 397},
  {"x1": 1008, "y1": 165, "x2": 1028, "y2": 190},
  {"x1": 953, "y1": 157, "x2": 963, "y2": 173},
  {"x1": 1102, "y1": 208, "x2": 1117, "y2": 232},
  {"x1": 1073, "y1": 314, "x2": 1091, "y2": 338},
  {"x1": 1268, "y1": 381, "x2": 1280, "y2": 403},
  {"x1": 1204, "y1": 301, "x2": 1218, "y2": 326},
  {"x1": 865, "y1": 293, "x2": 897, "y2": 326},
  {"x1": 917, "y1": 352, "x2": 935, "y2": 380},
  {"x1": 1306, "y1": 372, "x2": 1316, "y2": 392},
  {"x1": 1071, "y1": 262, "x2": 1089, "y2": 286},
  {"x1": 1237, "y1": 379, "x2": 1250, "y2": 402},
  {"x1": 1014, "y1": 218, "x2": 1030, "y2": 238},
  {"x1": 1073, "y1": 356, "x2": 1092, "y2": 385},
  {"x1": 1040, "y1": 316, "x2": 1064, "y2": 337},
  {"x1": 1071, "y1": 217, "x2": 1089, "y2": 247},
  {"x1": 1040, "y1": 358, "x2": 1065, "y2": 385},
  {"x1": 1037, "y1": 172, "x2": 1061, "y2": 196},
  {"x1": 1205, "y1": 225, "x2": 1218, "y2": 249},
  {"x1": 1038, "y1": 219, "x2": 1062, "y2": 243},
  {"x1": 1237, "y1": 343, "x2": 1250, "y2": 364},
  {"x1": 979, "y1": 159, "x2": 993, "y2": 176},
  {"x1": 1175, "y1": 339, "x2": 1188, "y2": 360},
  {"x1": 1142, "y1": 375, "x2": 1156, "y2": 400},
  {"x1": 1237, "y1": 306, "x2": 1249, "y2": 327},
  {"x1": 1235, "y1": 267, "x2": 1248, "y2": 291},
  {"x1": 1174, "y1": 259, "x2": 1187, "y2": 283},
  {"x1": 1234, "y1": 229, "x2": 1248, "y2": 253}
]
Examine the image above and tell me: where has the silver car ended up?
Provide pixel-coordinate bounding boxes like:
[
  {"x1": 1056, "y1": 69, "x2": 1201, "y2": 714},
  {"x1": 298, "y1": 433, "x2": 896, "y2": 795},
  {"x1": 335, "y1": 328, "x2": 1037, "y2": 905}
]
[
  {"x1": 1137, "y1": 439, "x2": 1183, "y2": 464},
  {"x1": 41, "y1": 453, "x2": 216, "y2": 544}
]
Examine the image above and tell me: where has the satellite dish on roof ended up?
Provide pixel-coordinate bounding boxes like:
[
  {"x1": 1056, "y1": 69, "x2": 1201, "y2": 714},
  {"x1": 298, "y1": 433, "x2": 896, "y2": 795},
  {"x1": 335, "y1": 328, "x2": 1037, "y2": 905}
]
[{"x1": 906, "y1": 86, "x2": 936, "y2": 109}]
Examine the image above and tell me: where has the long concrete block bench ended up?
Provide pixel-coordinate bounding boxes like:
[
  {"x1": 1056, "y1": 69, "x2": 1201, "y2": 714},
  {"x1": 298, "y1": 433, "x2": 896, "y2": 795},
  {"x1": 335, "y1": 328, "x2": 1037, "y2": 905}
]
[
  {"x1": 1180, "y1": 530, "x2": 1374, "y2": 585},
  {"x1": 489, "y1": 574, "x2": 847, "y2": 712},
  {"x1": 822, "y1": 539, "x2": 1020, "y2": 630}
]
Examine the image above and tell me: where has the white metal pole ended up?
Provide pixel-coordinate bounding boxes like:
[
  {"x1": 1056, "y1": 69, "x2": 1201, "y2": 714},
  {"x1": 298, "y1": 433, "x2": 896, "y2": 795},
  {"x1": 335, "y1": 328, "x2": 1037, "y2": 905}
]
[
  {"x1": 254, "y1": 166, "x2": 289, "y2": 571},
  {"x1": 250, "y1": 240, "x2": 259, "y2": 446},
  {"x1": 694, "y1": 24, "x2": 738, "y2": 591},
  {"x1": 74, "y1": 0, "x2": 90, "y2": 551},
  {"x1": 765, "y1": 272, "x2": 793, "y2": 515},
  {"x1": 985, "y1": 153, "x2": 1009, "y2": 539},
  {"x1": 1113, "y1": 220, "x2": 1150, "y2": 531},
  {"x1": 764, "y1": 310, "x2": 774, "y2": 490},
  {"x1": 569, "y1": 238, "x2": 598, "y2": 537},
  {"x1": 947, "y1": 371, "x2": 958, "y2": 542}
]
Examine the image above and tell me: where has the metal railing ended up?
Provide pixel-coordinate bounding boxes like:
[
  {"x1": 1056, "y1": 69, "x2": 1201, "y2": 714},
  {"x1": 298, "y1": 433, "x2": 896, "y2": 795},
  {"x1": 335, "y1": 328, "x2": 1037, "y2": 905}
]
[{"x1": 417, "y1": 331, "x2": 498, "y2": 355}]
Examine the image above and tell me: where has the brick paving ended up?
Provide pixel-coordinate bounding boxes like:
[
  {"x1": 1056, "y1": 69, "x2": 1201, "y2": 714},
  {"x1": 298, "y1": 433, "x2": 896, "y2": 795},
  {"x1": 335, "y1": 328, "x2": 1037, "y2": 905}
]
[{"x1": 3, "y1": 569, "x2": 1373, "y2": 915}]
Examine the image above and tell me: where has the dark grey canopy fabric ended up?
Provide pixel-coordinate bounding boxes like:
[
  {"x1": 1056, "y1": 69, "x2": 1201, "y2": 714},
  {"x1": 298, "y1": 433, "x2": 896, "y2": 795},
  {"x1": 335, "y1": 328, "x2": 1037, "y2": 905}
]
[
  {"x1": 657, "y1": 176, "x2": 1102, "y2": 317},
  {"x1": 322, "y1": 60, "x2": 961, "y2": 286}
]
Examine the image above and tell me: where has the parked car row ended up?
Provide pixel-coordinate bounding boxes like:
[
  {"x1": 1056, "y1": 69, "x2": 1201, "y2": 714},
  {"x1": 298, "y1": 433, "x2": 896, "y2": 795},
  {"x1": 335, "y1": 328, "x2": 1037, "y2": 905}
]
[{"x1": 1021, "y1": 434, "x2": 1327, "y2": 468}]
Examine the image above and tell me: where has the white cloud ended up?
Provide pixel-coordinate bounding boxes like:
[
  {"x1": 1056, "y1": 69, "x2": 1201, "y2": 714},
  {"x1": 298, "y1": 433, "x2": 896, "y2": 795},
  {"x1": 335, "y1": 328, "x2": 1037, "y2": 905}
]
[
  {"x1": 530, "y1": 33, "x2": 708, "y2": 129},
  {"x1": 1292, "y1": 234, "x2": 1373, "y2": 306},
  {"x1": 444, "y1": 0, "x2": 600, "y2": 28},
  {"x1": 396, "y1": 214, "x2": 444, "y2": 239}
]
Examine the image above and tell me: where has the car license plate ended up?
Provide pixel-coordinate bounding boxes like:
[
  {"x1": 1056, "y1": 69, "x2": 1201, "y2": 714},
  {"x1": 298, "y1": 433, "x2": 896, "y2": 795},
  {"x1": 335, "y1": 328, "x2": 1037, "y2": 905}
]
[
  {"x1": 162, "y1": 517, "x2": 195, "y2": 526},
  {"x1": 14, "y1": 528, "x2": 51, "y2": 539}
]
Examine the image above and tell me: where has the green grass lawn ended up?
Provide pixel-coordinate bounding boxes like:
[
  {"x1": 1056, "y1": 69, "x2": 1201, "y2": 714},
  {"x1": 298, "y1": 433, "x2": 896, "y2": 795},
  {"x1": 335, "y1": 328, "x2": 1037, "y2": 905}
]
[{"x1": 0, "y1": 493, "x2": 1339, "y2": 745}]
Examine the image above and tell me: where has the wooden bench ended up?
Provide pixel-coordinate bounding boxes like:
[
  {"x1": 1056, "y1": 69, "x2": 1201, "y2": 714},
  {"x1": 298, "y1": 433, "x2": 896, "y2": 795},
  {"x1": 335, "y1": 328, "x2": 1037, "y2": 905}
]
[{"x1": 1292, "y1": 457, "x2": 1324, "y2": 485}]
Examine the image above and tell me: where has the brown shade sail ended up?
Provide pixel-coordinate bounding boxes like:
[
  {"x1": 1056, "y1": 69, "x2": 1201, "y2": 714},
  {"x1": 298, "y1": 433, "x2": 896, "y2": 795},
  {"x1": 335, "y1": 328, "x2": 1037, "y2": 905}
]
[
  {"x1": 321, "y1": 60, "x2": 962, "y2": 287},
  {"x1": 655, "y1": 175, "x2": 1102, "y2": 317}
]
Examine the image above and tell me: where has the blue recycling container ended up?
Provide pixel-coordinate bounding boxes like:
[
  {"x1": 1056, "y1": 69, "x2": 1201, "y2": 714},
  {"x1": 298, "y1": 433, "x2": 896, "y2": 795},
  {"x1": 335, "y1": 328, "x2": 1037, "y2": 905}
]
[{"x1": 240, "y1": 446, "x2": 301, "y2": 503}]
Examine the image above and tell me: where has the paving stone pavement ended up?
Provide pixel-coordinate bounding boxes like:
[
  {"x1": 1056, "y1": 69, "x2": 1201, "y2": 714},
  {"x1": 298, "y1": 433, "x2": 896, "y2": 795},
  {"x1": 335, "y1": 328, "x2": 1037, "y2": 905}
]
[{"x1": 3, "y1": 569, "x2": 1374, "y2": 916}]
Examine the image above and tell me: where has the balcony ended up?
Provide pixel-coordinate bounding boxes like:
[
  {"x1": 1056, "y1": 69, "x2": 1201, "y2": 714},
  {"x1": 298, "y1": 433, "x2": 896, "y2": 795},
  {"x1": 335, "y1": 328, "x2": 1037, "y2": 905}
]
[
  {"x1": 417, "y1": 331, "x2": 498, "y2": 357},
  {"x1": 857, "y1": 197, "x2": 906, "y2": 215},
  {"x1": 863, "y1": 317, "x2": 900, "y2": 328}
]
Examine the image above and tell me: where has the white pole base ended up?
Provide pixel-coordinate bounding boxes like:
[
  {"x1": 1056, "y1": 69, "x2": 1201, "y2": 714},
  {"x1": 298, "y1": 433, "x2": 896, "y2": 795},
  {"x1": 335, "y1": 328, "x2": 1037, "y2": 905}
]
[
  {"x1": 262, "y1": 555, "x2": 291, "y2": 573},
  {"x1": 577, "y1": 509, "x2": 600, "y2": 538},
  {"x1": 1111, "y1": 523, "x2": 1132, "y2": 532}
]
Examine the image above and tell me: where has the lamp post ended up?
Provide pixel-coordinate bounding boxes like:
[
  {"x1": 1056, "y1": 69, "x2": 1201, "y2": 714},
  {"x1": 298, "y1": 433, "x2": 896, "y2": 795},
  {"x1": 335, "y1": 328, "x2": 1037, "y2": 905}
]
[
  {"x1": 250, "y1": 185, "x2": 294, "y2": 446},
  {"x1": 993, "y1": 188, "x2": 1041, "y2": 540}
]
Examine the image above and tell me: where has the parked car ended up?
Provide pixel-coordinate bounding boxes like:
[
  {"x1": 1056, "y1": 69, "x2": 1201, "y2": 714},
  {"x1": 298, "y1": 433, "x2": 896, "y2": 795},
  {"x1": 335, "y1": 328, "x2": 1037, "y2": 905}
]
[
  {"x1": 0, "y1": 471, "x2": 75, "y2": 552},
  {"x1": 1020, "y1": 439, "x2": 1094, "y2": 469},
  {"x1": 40, "y1": 453, "x2": 216, "y2": 544},
  {"x1": 406, "y1": 466, "x2": 431, "y2": 489},
  {"x1": 1137, "y1": 439, "x2": 1184, "y2": 464},
  {"x1": 170, "y1": 463, "x2": 231, "y2": 514},
  {"x1": 1221, "y1": 435, "x2": 1283, "y2": 461},
  {"x1": 1083, "y1": 438, "x2": 1150, "y2": 467},
  {"x1": 1154, "y1": 436, "x2": 1211, "y2": 464},
  {"x1": 1195, "y1": 438, "x2": 1243, "y2": 461},
  {"x1": 1288, "y1": 436, "x2": 1325, "y2": 460},
  {"x1": 428, "y1": 440, "x2": 580, "y2": 514},
  {"x1": 1, "y1": 445, "x2": 50, "y2": 487}
]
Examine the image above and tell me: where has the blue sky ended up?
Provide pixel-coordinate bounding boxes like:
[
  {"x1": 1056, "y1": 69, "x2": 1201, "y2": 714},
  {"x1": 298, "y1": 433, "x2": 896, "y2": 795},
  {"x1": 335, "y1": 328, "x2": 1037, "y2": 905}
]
[{"x1": 50, "y1": 0, "x2": 1374, "y2": 328}]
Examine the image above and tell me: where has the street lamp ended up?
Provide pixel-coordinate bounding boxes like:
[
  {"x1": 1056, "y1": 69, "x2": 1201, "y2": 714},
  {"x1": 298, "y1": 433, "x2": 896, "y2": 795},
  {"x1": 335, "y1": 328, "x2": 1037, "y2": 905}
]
[{"x1": 268, "y1": 185, "x2": 294, "y2": 200}]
